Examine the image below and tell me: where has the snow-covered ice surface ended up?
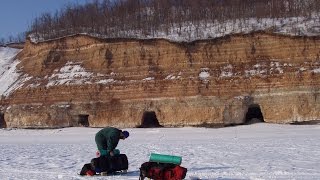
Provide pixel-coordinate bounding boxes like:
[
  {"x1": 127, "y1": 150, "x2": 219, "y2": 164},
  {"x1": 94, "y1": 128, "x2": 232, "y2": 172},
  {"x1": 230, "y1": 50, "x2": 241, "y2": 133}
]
[{"x1": 1, "y1": 123, "x2": 320, "y2": 180}]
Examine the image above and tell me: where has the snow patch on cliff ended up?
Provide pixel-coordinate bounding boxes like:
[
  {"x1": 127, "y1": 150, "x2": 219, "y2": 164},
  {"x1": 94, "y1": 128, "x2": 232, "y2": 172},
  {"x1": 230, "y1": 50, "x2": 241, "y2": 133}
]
[
  {"x1": 143, "y1": 77, "x2": 155, "y2": 81},
  {"x1": 46, "y1": 62, "x2": 93, "y2": 87},
  {"x1": 312, "y1": 67, "x2": 320, "y2": 73},
  {"x1": 199, "y1": 68, "x2": 210, "y2": 84},
  {"x1": 97, "y1": 79, "x2": 115, "y2": 84},
  {"x1": 0, "y1": 47, "x2": 22, "y2": 97}
]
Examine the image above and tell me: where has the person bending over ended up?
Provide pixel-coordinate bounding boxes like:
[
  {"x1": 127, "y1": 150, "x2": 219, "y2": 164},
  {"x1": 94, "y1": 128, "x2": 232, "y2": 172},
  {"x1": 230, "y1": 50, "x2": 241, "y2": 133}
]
[{"x1": 95, "y1": 126, "x2": 129, "y2": 157}]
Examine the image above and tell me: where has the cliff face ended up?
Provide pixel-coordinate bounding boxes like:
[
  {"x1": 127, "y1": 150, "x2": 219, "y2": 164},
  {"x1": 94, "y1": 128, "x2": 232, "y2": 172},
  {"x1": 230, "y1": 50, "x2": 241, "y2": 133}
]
[{"x1": 2, "y1": 32, "x2": 320, "y2": 128}]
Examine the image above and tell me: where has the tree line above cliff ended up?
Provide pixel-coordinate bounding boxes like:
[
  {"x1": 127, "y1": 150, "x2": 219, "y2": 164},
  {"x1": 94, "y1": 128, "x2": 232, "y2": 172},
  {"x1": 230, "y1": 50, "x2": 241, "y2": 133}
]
[{"x1": 4, "y1": 0, "x2": 320, "y2": 44}]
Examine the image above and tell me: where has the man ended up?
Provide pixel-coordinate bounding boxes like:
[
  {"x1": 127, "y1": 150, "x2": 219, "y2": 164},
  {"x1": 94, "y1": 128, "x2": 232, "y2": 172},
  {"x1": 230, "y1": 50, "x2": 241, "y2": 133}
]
[{"x1": 95, "y1": 127, "x2": 129, "y2": 157}]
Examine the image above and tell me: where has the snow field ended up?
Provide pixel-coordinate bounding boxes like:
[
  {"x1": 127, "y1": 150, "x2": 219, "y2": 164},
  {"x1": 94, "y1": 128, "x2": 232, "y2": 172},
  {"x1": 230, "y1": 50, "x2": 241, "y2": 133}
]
[{"x1": 0, "y1": 123, "x2": 320, "y2": 180}]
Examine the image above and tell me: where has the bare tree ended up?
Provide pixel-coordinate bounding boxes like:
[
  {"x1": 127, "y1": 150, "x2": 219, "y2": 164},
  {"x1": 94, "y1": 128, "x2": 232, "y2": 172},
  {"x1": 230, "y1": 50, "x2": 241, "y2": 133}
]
[{"x1": 25, "y1": 0, "x2": 320, "y2": 41}]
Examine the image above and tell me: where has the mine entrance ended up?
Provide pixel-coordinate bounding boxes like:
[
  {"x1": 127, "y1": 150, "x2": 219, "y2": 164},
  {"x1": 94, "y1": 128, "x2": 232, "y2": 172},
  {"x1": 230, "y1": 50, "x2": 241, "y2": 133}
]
[
  {"x1": 78, "y1": 114, "x2": 89, "y2": 127},
  {"x1": 0, "y1": 113, "x2": 6, "y2": 128},
  {"x1": 139, "y1": 111, "x2": 162, "y2": 128},
  {"x1": 244, "y1": 104, "x2": 264, "y2": 124}
]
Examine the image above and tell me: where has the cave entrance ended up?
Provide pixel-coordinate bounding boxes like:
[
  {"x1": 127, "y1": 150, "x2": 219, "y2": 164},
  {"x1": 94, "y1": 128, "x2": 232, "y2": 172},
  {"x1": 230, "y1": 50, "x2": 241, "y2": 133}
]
[
  {"x1": 139, "y1": 111, "x2": 162, "y2": 128},
  {"x1": 244, "y1": 104, "x2": 264, "y2": 124},
  {"x1": 0, "y1": 113, "x2": 6, "y2": 128},
  {"x1": 78, "y1": 114, "x2": 89, "y2": 127}
]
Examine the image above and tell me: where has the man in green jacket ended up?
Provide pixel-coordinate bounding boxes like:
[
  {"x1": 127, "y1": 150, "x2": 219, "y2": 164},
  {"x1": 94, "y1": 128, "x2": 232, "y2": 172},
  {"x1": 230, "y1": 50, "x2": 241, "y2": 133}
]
[{"x1": 95, "y1": 127, "x2": 129, "y2": 157}]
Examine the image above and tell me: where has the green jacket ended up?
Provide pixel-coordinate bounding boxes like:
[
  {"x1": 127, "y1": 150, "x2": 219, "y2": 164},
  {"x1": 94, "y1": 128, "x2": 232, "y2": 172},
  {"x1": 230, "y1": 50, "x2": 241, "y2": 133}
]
[{"x1": 95, "y1": 127, "x2": 121, "y2": 153}]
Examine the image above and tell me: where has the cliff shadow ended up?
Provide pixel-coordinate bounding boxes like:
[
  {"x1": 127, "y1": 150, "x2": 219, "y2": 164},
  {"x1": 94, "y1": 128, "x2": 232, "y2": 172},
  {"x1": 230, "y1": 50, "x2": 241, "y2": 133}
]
[
  {"x1": 137, "y1": 111, "x2": 163, "y2": 128},
  {"x1": 78, "y1": 114, "x2": 90, "y2": 127},
  {"x1": 290, "y1": 120, "x2": 320, "y2": 125},
  {"x1": 244, "y1": 104, "x2": 264, "y2": 124},
  {"x1": 0, "y1": 112, "x2": 6, "y2": 128}
]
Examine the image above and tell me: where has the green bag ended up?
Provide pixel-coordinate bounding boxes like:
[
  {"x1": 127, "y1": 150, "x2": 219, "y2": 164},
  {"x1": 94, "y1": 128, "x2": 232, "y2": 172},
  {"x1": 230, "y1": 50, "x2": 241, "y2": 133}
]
[{"x1": 149, "y1": 153, "x2": 182, "y2": 165}]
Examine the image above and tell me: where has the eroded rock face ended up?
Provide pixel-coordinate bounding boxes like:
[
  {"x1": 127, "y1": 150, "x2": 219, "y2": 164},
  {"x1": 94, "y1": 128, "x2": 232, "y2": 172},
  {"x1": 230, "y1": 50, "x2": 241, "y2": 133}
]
[{"x1": 2, "y1": 32, "x2": 320, "y2": 128}]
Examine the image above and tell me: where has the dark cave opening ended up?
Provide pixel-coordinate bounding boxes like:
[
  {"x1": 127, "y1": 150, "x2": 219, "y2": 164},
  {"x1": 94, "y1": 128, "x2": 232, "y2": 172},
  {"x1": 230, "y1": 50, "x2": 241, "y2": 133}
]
[
  {"x1": 78, "y1": 114, "x2": 89, "y2": 127},
  {"x1": 0, "y1": 113, "x2": 6, "y2": 128},
  {"x1": 244, "y1": 104, "x2": 264, "y2": 124},
  {"x1": 138, "y1": 111, "x2": 162, "y2": 128}
]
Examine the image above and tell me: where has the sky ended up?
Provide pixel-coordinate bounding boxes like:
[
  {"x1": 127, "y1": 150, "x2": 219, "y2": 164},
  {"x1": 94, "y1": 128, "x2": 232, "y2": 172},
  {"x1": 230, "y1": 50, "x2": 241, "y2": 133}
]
[{"x1": 0, "y1": 0, "x2": 89, "y2": 40}]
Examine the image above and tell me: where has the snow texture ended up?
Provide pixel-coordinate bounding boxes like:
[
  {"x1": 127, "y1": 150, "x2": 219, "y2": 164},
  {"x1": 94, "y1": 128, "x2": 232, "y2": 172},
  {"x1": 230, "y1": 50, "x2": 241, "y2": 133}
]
[
  {"x1": 199, "y1": 72, "x2": 210, "y2": 80},
  {"x1": 46, "y1": 62, "x2": 93, "y2": 87},
  {"x1": 0, "y1": 47, "x2": 22, "y2": 96},
  {"x1": 0, "y1": 124, "x2": 320, "y2": 179}
]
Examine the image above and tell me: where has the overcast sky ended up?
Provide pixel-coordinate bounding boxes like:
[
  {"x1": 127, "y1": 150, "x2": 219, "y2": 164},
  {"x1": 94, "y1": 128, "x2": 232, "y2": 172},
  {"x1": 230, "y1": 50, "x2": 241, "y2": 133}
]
[{"x1": 0, "y1": 0, "x2": 89, "y2": 40}]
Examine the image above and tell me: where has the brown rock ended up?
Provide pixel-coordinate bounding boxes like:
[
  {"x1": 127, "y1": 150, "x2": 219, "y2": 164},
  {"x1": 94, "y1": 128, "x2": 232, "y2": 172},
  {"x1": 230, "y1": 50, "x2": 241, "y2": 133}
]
[{"x1": 2, "y1": 32, "x2": 320, "y2": 128}]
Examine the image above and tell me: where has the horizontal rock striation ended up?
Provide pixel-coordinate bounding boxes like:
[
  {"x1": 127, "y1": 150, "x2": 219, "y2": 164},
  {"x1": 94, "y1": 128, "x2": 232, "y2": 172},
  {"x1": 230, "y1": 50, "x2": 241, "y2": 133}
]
[{"x1": 1, "y1": 32, "x2": 320, "y2": 128}]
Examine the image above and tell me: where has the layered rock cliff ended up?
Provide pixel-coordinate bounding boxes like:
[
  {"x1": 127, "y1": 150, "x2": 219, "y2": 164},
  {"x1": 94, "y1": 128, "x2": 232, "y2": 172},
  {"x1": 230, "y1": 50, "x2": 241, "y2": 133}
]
[{"x1": 1, "y1": 32, "x2": 320, "y2": 128}]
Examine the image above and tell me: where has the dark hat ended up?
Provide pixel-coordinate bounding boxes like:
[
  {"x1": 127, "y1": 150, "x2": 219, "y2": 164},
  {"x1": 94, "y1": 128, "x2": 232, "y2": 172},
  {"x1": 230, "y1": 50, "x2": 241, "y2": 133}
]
[{"x1": 122, "y1": 130, "x2": 129, "y2": 138}]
